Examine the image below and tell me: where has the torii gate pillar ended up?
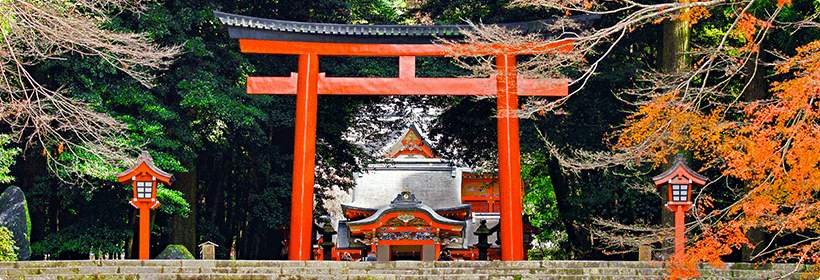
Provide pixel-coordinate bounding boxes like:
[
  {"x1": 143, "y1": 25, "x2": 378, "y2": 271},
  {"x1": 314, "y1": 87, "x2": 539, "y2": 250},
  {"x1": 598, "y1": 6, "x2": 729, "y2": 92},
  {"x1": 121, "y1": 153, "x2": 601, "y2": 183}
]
[
  {"x1": 290, "y1": 53, "x2": 320, "y2": 261},
  {"x1": 496, "y1": 54, "x2": 525, "y2": 261}
]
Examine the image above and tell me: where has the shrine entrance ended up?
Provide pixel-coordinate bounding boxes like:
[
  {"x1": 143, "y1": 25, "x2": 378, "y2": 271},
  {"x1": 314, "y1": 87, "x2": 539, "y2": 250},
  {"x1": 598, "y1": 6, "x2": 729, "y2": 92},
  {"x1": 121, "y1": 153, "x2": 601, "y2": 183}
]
[
  {"x1": 344, "y1": 190, "x2": 465, "y2": 262},
  {"x1": 391, "y1": 245, "x2": 422, "y2": 261},
  {"x1": 215, "y1": 11, "x2": 598, "y2": 261},
  {"x1": 378, "y1": 243, "x2": 437, "y2": 262}
]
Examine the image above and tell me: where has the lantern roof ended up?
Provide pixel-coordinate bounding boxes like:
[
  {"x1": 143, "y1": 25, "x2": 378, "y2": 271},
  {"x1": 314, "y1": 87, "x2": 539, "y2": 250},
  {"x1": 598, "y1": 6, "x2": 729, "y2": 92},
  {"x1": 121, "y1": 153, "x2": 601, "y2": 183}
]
[
  {"x1": 652, "y1": 154, "x2": 708, "y2": 186},
  {"x1": 214, "y1": 11, "x2": 600, "y2": 44},
  {"x1": 116, "y1": 151, "x2": 174, "y2": 185}
]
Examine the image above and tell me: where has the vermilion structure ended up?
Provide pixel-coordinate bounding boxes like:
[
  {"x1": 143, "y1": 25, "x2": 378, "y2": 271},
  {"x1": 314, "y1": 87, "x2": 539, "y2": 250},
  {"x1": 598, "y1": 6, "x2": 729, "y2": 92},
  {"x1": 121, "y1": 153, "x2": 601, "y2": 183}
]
[
  {"x1": 215, "y1": 11, "x2": 598, "y2": 261},
  {"x1": 653, "y1": 154, "x2": 708, "y2": 259},
  {"x1": 117, "y1": 151, "x2": 174, "y2": 260}
]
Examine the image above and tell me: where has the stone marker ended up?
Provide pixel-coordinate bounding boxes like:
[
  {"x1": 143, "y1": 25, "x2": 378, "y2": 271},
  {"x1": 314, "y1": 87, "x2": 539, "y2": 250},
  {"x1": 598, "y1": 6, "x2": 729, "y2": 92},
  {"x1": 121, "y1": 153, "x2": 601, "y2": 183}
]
[{"x1": 0, "y1": 186, "x2": 31, "y2": 260}]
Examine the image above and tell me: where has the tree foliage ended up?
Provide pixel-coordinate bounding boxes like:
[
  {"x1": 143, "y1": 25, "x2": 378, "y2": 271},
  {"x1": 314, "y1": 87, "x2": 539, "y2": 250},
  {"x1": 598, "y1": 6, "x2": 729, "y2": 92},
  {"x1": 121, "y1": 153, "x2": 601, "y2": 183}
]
[
  {"x1": 0, "y1": 135, "x2": 19, "y2": 184},
  {"x1": 0, "y1": 226, "x2": 17, "y2": 261},
  {"x1": 0, "y1": 0, "x2": 179, "y2": 178}
]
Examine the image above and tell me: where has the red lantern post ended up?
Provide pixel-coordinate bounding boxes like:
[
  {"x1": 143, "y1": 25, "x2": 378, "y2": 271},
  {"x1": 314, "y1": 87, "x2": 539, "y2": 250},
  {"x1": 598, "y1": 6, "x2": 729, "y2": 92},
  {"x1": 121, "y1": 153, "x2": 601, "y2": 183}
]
[
  {"x1": 652, "y1": 154, "x2": 708, "y2": 259},
  {"x1": 116, "y1": 151, "x2": 174, "y2": 260}
]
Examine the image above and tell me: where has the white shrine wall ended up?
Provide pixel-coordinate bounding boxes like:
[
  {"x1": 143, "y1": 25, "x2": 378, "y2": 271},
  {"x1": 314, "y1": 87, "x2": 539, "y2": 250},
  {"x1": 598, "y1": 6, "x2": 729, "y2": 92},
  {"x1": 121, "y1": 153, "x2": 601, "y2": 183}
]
[{"x1": 346, "y1": 157, "x2": 465, "y2": 210}]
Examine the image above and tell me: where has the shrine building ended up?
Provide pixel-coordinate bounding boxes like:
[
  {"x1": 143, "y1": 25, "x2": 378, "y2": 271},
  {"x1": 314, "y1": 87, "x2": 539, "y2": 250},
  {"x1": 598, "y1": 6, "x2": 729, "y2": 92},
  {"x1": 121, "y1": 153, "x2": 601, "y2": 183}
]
[{"x1": 324, "y1": 123, "x2": 537, "y2": 261}]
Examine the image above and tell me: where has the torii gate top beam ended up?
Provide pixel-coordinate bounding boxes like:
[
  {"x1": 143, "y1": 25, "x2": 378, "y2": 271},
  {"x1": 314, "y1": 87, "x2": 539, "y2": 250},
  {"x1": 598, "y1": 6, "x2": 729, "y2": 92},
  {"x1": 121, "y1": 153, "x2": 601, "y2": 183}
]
[
  {"x1": 215, "y1": 11, "x2": 599, "y2": 56},
  {"x1": 214, "y1": 11, "x2": 599, "y2": 46}
]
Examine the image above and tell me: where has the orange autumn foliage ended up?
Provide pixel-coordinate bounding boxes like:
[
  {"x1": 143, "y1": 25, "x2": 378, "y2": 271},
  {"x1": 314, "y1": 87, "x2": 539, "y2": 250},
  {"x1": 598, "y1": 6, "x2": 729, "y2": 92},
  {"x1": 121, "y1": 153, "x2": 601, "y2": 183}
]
[
  {"x1": 616, "y1": 38, "x2": 820, "y2": 277},
  {"x1": 678, "y1": 6, "x2": 711, "y2": 25},
  {"x1": 733, "y1": 13, "x2": 772, "y2": 53},
  {"x1": 614, "y1": 93, "x2": 727, "y2": 164}
]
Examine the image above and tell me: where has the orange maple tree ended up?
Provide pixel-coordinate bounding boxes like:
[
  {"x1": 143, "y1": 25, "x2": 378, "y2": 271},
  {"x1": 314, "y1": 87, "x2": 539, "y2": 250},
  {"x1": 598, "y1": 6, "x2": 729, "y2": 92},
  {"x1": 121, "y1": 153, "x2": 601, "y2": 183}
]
[{"x1": 615, "y1": 17, "x2": 820, "y2": 280}]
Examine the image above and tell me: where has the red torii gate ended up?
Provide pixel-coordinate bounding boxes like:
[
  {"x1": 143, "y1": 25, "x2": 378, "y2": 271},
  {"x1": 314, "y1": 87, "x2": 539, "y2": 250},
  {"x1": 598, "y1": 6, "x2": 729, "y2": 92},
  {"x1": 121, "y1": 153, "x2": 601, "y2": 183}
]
[{"x1": 215, "y1": 11, "x2": 597, "y2": 261}]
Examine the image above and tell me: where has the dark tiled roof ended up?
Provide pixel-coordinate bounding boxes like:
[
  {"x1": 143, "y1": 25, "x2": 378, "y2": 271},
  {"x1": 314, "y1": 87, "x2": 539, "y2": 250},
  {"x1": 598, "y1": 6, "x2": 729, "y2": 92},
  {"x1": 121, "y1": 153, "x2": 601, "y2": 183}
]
[{"x1": 214, "y1": 11, "x2": 600, "y2": 44}]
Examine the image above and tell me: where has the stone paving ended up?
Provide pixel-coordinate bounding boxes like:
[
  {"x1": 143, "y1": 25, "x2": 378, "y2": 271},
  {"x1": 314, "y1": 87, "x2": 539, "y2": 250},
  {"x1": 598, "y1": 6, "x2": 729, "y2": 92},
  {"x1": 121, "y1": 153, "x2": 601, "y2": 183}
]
[{"x1": 0, "y1": 260, "x2": 808, "y2": 279}]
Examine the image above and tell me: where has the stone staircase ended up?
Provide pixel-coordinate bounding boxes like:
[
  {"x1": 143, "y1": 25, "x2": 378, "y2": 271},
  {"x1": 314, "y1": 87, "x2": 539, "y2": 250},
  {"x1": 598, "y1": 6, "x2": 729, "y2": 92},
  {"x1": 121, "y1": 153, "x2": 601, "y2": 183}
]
[{"x1": 0, "y1": 260, "x2": 808, "y2": 280}]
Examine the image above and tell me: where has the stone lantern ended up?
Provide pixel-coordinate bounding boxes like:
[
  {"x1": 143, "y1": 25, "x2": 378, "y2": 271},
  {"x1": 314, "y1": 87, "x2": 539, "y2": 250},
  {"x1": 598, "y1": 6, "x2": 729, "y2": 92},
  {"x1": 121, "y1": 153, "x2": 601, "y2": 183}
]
[
  {"x1": 652, "y1": 154, "x2": 707, "y2": 259},
  {"x1": 116, "y1": 151, "x2": 173, "y2": 260}
]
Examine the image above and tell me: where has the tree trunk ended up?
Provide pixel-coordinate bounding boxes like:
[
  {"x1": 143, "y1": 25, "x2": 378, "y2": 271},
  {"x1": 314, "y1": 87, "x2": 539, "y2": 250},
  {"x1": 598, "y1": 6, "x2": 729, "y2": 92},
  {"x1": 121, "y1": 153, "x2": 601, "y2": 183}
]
[
  {"x1": 658, "y1": 12, "x2": 690, "y2": 260},
  {"x1": 660, "y1": 17, "x2": 690, "y2": 74},
  {"x1": 741, "y1": 44, "x2": 767, "y2": 262},
  {"x1": 170, "y1": 160, "x2": 197, "y2": 254},
  {"x1": 547, "y1": 157, "x2": 582, "y2": 258},
  {"x1": 126, "y1": 208, "x2": 137, "y2": 259},
  {"x1": 743, "y1": 50, "x2": 767, "y2": 102}
]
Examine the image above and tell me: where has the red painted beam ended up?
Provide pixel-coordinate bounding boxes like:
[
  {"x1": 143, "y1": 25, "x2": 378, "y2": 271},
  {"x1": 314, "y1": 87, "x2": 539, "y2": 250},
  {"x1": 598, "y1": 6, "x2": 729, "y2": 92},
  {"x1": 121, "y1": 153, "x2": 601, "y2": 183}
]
[
  {"x1": 496, "y1": 54, "x2": 525, "y2": 261},
  {"x1": 239, "y1": 39, "x2": 575, "y2": 56},
  {"x1": 289, "y1": 53, "x2": 320, "y2": 261},
  {"x1": 247, "y1": 75, "x2": 568, "y2": 96}
]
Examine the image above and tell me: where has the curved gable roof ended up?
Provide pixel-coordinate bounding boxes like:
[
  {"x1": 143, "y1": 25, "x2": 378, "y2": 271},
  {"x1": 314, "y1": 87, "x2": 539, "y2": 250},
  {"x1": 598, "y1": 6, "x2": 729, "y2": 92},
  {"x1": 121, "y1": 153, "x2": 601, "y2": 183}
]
[
  {"x1": 383, "y1": 123, "x2": 438, "y2": 159},
  {"x1": 347, "y1": 190, "x2": 468, "y2": 227}
]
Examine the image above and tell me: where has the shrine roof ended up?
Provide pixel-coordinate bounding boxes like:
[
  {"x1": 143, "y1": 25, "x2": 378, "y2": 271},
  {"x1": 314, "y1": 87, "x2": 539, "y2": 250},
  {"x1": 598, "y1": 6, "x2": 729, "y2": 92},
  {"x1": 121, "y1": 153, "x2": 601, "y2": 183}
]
[
  {"x1": 214, "y1": 11, "x2": 600, "y2": 44},
  {"x1": 347, "y1": 190, "x2": 468, "y2": 227},
  {"x1": 382, "y1": 123, "x2": 438, "y2": 159}
]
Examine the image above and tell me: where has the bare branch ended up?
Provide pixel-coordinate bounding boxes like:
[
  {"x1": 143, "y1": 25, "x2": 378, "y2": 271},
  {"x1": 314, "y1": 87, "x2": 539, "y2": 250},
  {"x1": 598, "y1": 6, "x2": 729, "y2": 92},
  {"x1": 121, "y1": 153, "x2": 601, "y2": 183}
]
[{"x1": 0, "y1": 0, "x2": 180, "y2": 180}]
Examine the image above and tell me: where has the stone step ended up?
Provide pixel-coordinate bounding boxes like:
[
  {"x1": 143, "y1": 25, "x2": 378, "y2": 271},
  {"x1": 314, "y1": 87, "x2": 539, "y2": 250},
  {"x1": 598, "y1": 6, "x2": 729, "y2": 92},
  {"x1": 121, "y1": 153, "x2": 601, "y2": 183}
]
[
  {"x1": 1, "y1": 266, "x2": 672, "y2": 276},
  {"x1": 15, "y1": 274, "x2": 781, "y2": 280},
  {"x1": 0, "y1": 260, "x2": 806, "y2": 280}
]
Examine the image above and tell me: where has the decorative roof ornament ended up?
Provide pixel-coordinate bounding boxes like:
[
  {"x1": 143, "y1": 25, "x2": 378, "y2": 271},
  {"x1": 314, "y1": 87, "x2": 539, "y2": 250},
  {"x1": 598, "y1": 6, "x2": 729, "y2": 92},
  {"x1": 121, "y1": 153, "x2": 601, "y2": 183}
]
[
  {"x1": 390, "y1": 189, "x2": 422, "y2": 207},
  {"x1": 116, "y1": 151, "x2": 174, "y2": 184}
]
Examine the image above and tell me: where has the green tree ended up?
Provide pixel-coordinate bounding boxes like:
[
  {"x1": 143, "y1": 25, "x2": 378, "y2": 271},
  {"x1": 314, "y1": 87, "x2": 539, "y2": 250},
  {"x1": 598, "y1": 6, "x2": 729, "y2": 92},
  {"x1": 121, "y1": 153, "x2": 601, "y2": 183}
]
[
  {"x1": 0, "y1": 135, "x2": 19, "y2": 184},
  {"x1": 0, "y1": 226, "x2": 17, "y2": 261}
]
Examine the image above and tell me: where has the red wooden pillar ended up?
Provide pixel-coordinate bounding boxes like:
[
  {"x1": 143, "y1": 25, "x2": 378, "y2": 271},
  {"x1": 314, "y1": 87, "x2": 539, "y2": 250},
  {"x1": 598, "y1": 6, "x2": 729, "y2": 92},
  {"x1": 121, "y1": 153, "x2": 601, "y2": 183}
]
[
  {"x1": 139, "y1": 207, "x2": 151, "y2": 259},
  {"x1": 674, "y1": 206, "x2": 686, "y2": 259},
  {"x1": 495, "y1": 54, "x2": 524, "y2": 261},
  {"x1": 290, "y1": 53, "x2": 320, "y2": 260}
]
